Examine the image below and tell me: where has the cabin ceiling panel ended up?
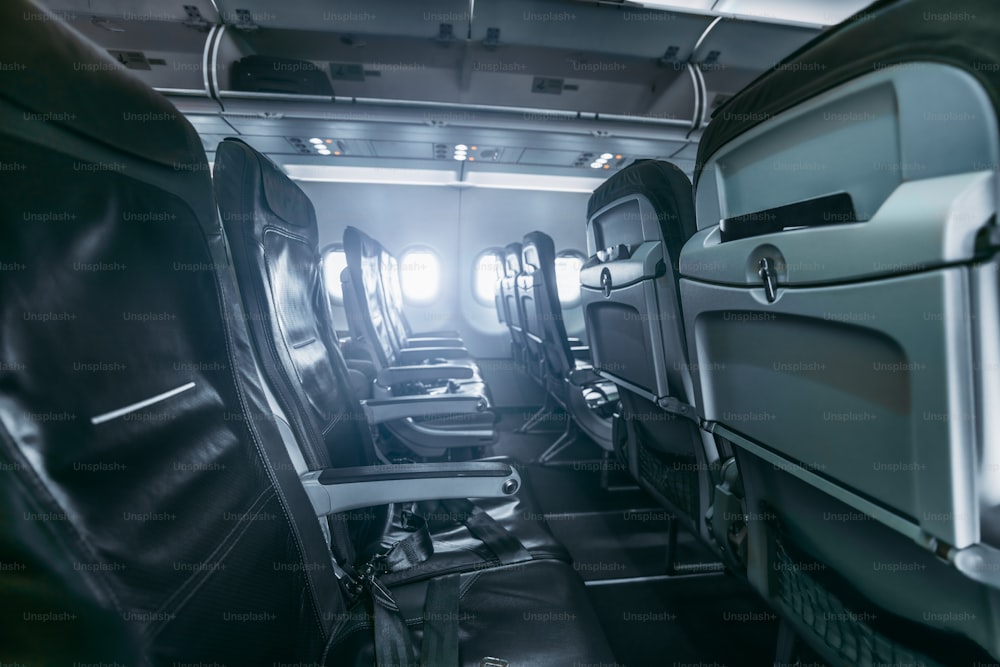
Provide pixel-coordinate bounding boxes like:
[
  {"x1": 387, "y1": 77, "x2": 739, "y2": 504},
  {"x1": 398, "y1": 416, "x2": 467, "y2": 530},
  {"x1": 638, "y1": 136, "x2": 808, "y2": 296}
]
[{"x1": 517, "y1": 148, "x2": 589, "y2": 167}]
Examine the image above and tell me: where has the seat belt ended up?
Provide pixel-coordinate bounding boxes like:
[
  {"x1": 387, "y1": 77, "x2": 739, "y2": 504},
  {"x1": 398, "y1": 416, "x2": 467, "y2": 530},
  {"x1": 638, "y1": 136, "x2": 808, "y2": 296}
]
[
  {"x1": 420, "y1": 573, "x2": 461, "y2": 667},
  {"x1": 435, "y1": 499, "x2": 532, "y2": 565},
  {"x1": 331, "y1": 513, "x2": 437, "y2": 667}
]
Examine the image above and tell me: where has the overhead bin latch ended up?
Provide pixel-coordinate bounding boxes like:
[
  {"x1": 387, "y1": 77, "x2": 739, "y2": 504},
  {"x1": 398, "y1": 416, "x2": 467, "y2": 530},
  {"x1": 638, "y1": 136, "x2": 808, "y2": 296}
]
[
  {"x1": 757, "y1": 257, "x2": 778, "y2": 303},
  {"x1": 600, "y1": 268, "x2": 613, "y2": 298}
]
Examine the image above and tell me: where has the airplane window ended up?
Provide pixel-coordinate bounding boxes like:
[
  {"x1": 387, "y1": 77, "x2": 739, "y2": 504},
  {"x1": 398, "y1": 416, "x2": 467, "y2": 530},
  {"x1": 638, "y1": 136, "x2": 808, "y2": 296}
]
[
  {"x1": 321, "y1": 245, "x2": 348, "y2": 303},
  {"x1": 555, "y1": 251, "x2": 586, "y2": 306},
  {"x1": 399, "y1": 247, "x2": 441, "y2": 303},
  {"x1": 472, "y1": 249, "x2": 505, "y2": 306}
]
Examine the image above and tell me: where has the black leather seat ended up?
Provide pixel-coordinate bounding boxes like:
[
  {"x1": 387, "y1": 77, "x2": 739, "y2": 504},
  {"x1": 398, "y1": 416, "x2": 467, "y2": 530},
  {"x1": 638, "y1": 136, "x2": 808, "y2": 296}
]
[
  {"x1": 519, "y1": 231, "x2": 619, "y2": 460},
  {"x1": 213, "y1": 138, "x2": 568, "y2": 580},
  {"x1": 338, "y1": 225, "x2": 497, "y2": 456},
  {"x1": 380, "y1": 250, "x2": 465, "y2": 349},
  {"x1": 0, "y1": 4, "x2": 618, "y2": 664},
  {"x1": 342, "y1": 225, "x2": 486, "y2": 386},
  {"x1": 581, "y1": 160, "x2": 723, "y2": 547},
  {"x1": 500, "y1": 242, "x2": 528, "y2": 365}
]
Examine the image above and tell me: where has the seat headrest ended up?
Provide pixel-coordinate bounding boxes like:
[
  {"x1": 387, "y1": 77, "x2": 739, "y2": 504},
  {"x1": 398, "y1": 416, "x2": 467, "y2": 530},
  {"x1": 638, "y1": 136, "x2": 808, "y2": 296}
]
[
  {"x1": 0, "y1": 0, "x2": 203, "y2": 169},
  {"x1": 215, "y1": 139, "x2": 317, "y2": 237},
  {"x1": 587, "y1": 160, "x2": 696, "y2": 273},
  {"x1": 504, "y1": 242, "x2": 523, "y2": 276},
  {"x1": 521, "y1": 231, "x2": 555, "y2": 273},
  {"x1": 588, "y1": 160, "x2": 695, "y2": 235},
  {"x1": 694, "y1": 0, "x2": 1000, "y2": 186}
]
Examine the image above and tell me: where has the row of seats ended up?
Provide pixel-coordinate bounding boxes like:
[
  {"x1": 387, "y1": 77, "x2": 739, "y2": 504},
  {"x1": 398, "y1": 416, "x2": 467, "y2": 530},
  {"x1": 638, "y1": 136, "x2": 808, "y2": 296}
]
[
  {"x1": 563, "y1": 0, "x2": 1000, "y2": 664},
  {"x1": 579, "y1": 160, "x2": 724, "y2": 550},
  {"x1": 494, "y1": 232, "x2": 619, "y2": 463},
  {"x1": 0, "y1": 3, "x2": 617, "y2": 665},
  {"x1": 338, "y1": 226, "x2": 499, "y2": 458}
]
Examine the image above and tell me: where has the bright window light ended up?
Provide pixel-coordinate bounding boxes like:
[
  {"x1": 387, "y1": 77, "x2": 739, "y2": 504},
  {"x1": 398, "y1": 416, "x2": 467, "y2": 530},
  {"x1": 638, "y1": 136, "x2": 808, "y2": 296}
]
[
  {"x1": 321, "y1": 247, "x2": 348, "y2": 302},
  {"x1": 473, "y1": 250, "x2": 505, "y2": 306},
  {"x1": 399, "y1": 248, "x2": 441, "y2": 303},
  {"x1": 555, "y1": 252, "x2": 585, "y2": 306}
]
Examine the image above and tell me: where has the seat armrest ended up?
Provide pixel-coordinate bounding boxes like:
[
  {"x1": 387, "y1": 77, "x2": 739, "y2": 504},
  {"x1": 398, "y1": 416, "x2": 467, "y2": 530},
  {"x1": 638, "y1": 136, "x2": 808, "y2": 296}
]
[
  {"x1": 396, "y1": 347, "x2": 470, "y2": 364},
  {"x1": 362, "y1": 395, "x2": 487, "y2": 424},
  {"x1": 566, "y1": 337, "x2": 582, "y2": 345},
  {"x1": 376, "y1": 364, "x2": 474, "y2": 386},
  {"x1": 301, "y1": 462, "x2": 520, "y2": 516},
  {"x1": 570, "y1": 345, "x2": 591, "y2": 362},
  {"x1": 403, "y1": 336, "x2": 464, "y2": 347}
]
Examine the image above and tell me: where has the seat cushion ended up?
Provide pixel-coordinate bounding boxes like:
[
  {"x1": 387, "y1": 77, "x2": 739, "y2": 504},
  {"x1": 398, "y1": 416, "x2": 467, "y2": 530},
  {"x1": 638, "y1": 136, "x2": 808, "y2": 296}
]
[
  {"x1": 331, "y1": 560, "x2": 618, "y2": 666},
  {"x1": 379, "y1": 472, "x2": 569, "y2": 586}
]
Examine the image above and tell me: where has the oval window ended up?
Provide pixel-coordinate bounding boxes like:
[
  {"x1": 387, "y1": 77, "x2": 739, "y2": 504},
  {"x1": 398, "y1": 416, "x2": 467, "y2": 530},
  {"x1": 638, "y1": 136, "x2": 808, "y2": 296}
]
[{"x1": 399, "y1": 247, "x2": 441, "y2": 303}]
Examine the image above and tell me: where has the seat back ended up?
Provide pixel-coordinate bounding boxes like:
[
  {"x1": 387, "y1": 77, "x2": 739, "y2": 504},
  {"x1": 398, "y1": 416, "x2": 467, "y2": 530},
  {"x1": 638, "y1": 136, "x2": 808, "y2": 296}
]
[
  {"x1": 521, "y1": 232, "x2": 575, "y2": 393},
  {"x1": 215, "y1": 139, "x2": 374, "y2": 470},
  {"x1": 343, "y1": 225, "x2": 398, "y2": 369},
  {"x1": 501, "y1": 242, "x2": 527, "y2": 362},
  {"x1": 0, "y1": 5, "x2": 341, "y2": 662},
  {"x1": 581, "y1": 160, "x2": 716, "y2": 534},
  {"x1": 684, "y1": 0, "x2": 1000, "y2": 662},
  {"x1": 492, "y1": 252, "x2": 507, "y2": 325},
  {"x1": 380, "y1": 250, "x2": 412, "y2": 350}
]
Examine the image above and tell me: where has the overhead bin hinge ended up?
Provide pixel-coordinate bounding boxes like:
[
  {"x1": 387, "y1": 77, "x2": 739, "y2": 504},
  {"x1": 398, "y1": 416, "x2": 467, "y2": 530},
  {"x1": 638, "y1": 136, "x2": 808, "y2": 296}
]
[
  {"x1": 531, "y1": 77, "x2": 565, "y2": 95},
  {"x1": 701, "y1": 50, "x2": 721, "y2": 67},
  {"x1": 107, "y1": 50, "x2": 151, "y2": 70},
  {"x1": 657, "y1": 45, "x2": 680, "y2": 67},
  {"x1": 182, "y1": 5, "x2": 212, "y2": 32},
  {"x1": 757, "y1": 257, "x2": 778, "y2": 303},
  {"x1": 483, "y1": 27, "x2": 501, "y2": 49},
  {"x1": 232, "y1": 9, "x2": 259, "y2": 31},
  {"x1": 436, "y1": 23, "x2": 456, "y2": 44}
]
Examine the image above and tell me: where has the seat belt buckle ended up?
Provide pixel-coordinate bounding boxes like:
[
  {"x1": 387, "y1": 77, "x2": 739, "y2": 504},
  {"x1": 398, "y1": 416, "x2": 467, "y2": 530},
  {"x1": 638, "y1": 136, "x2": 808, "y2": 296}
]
[
  {"x1": 331, "y1": 560, "x2": 365, "y2": 604},
  {"x1": 360, "y1": 553, "x2": 389, "y2": 579}
]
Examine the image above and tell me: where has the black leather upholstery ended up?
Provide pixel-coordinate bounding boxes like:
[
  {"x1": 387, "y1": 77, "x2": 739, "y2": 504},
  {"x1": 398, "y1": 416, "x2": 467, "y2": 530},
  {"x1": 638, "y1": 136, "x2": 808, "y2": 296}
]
[
  {"x1": 521, "y1": 232, "x2": 576, "y2": 389},
  {"x1": 501, "y1": 242, "x2": 528, "y2": 363},
  {"x1": 0, "y1": 5, "x2": 617, "y2": 664},
  {"x1": 520, "y1": 232, "x2": 617, "y2": 449},
  {"x1": 339, "y1": 224, "x2": 496, "y2": 455},
  {"x1": 214, "y1": 139, "x2": 568, "y2": 579},
  {"x1": 343, "y1": 226, "x2": 482, "y2": 378},
  {"x1": 0, "y1": 4, "x2": 342, "y2": 661},
  {"x1": 214, "y1": 139, "x2": 373, "y2": 471}
]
